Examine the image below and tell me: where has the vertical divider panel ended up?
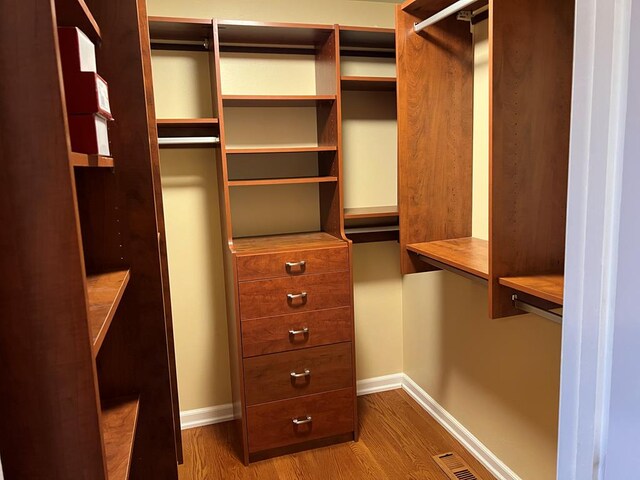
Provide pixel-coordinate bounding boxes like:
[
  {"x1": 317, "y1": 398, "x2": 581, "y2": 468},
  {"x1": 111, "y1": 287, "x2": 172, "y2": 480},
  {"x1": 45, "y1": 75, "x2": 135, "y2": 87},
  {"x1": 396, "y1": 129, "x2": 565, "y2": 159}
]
[
  {"x1": 489, "y1": 0, "x2": 574, "y2": 318},
  {"x1": 210, "y1": 20, "x2": 250, "y2": 465},
  {"x1": 396, "y1": 6, "x2": 474, "y2": 274}
]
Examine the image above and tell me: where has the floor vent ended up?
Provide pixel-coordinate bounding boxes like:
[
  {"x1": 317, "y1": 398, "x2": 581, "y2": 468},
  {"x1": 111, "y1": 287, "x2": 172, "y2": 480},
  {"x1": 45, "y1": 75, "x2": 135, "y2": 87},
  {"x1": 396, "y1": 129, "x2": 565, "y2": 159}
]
[{"x1": 432, "y1": 452, "x2": 482, "y2": 480}]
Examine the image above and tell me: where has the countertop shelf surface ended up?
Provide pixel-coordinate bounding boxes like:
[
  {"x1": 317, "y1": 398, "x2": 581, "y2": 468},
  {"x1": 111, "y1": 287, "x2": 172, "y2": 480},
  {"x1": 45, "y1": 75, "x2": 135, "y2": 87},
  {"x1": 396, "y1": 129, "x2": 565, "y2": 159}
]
[
  {"x1": 499, "y1": 274, "x2": 564, "y2": 305},
  {"x1": 407, "y1": 237, "x2": 488, "y2": 280},
  {"x1": 86, "y1": 270, "x2": 130, "y2": 355}
]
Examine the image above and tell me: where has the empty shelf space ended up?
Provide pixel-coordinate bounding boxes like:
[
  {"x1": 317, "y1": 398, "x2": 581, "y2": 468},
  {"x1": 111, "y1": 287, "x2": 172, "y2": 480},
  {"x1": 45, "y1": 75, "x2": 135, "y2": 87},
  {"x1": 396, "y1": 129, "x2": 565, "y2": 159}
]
[
  {"x1": 87, "y1": 269, "x2": 130, "y2": 356},
  {"x1": 499, "y1": 274, "x2": 564, "y2": 305},
  {"x1": 217, "y1": 20, "x2": 334, "y2": 48},
  {"x1": 70, "y1": 153, "x2": 114, "y2": 168},
  {"x1": 148, "y1": 16, "x2": 213, "y2": 42},
  {"x1": 228, "y1": 176, "x2": 338, "y2": 187},
  {"x1": 222, "y1": 95, "x2": 336, "y2": 107},
  {"x1": 344, "y1": 206, "x2": 398, "y2": 220},
  {"x1": 341, "y1": 76, "x2": 396, "y2": 91},
  {"x1": 226, "y1": 146, "x2": 337, "y2": 155},
  {"x1": 407, "y1": 237, "x2": 488, "y2": 280},
  {"x1": 55, "y1": 0, "x2": 101, "y2": 43},
  {"x1": 101, "y1": 396, "x2": 140, "y2": 480},
  {"x1": 233, "y1": 231, "x2": 346, "y2": 254},
  {"x1": 339, "y1": 26, "x2": 395, "y2": 57}
]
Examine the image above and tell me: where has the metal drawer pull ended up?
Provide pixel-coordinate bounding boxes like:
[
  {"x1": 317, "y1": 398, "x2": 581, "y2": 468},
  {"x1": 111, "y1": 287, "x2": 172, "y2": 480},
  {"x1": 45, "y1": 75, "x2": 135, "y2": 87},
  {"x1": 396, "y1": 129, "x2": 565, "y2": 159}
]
[
  {"x1": 287, "y1": 292, "x2": 307, "y2": 301},
  {"x1": 290, "y1": 369, "x2": 310, "y2": 378},
  {"x1": 289, "y1": 327, "x2": 309, "y2": 336},
  {"x1": 285, "y1": 261, "x2": 306, "y2": 268},
  {"x1": 292, "y1": 415, "x2": 312, "y2": 425}
]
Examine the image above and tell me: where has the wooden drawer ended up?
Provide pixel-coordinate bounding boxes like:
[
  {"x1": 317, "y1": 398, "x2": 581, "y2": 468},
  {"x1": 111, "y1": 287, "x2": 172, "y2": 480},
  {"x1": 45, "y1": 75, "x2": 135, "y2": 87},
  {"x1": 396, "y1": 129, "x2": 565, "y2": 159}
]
[
  {"x1": 238, "y1": 271, "x2": 351, "y2": 321},
  {"x1": 246, "y1": 388, "x2": 354, "y2": 453},
  {"x1": 243, "y1": 343, "x2": 353, "y2": 406},
  {"x1": 241, "y1": 307, "x2": 352, "y2": 357},
  {"x1": 236, "y1": 246, "x2": 348, "y2": 282}
]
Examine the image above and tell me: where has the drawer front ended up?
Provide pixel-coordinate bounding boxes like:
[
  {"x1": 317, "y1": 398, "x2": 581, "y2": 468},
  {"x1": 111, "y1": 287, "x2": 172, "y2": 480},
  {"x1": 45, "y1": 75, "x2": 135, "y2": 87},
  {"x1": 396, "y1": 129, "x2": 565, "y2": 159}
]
[
  {"x1": 247, "y1": 388, "x2": 354, "y2": 453},
  {"x1": 236, "y1": 246, "x2": 348, "y2": 282},
  {"x1": 243, "y1": 342, "x2": 353, "y2": 406},
  {"x1": 238, "y1": 272, "x2": 351, "y2": 321},
  {"x1": 242, "y1": 307, "x2": 352, "y2": 357}
]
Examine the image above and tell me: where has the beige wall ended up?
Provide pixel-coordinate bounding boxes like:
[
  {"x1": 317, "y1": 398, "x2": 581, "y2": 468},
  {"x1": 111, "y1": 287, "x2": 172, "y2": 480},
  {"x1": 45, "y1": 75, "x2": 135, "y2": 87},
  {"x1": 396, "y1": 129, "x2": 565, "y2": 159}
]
[{"x1": 151, "y1": 2, "x2": 560, "y2": 479}]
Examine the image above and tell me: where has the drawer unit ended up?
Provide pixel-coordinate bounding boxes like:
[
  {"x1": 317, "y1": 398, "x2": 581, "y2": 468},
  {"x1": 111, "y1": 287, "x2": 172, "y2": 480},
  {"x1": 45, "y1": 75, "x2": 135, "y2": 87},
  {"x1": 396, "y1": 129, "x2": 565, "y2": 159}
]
[
  {"x1": 238, "y1": 271, "x2": 351, "y2": 320},
  {"x1": 246, "y1": 388, "x2": 354, "y2": 453},
  {"x1": 236, "y1": 245, "x2": 349, "y2": 282},
  {"x1": 243, "y1": 342, "x2": 353, "y2": 405},
  {"x1": 241, "y1": 307, "x2": 352, "y2": 357}
]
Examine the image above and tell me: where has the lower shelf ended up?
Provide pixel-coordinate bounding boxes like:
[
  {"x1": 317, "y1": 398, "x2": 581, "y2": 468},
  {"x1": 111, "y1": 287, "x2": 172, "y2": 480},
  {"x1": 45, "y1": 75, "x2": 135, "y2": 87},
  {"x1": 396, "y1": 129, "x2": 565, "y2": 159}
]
[
  {"x1": 345, "y1": 225, "x2": 399, "y2": 243},
  {"x1": 70, "y1": 152, "x2": 114, "y2": 168},
  {"x1": 87, "y1": 270, "x2": 130, "y2": 357},
  {"x1": 499, "y1": 274, "x2": 564, "y2": 305},
  {"x1": 407, "y1": 237, "x2": 488, "y2": 280},
  {"x1": 101, "y1": 396, "x2": 140, "y2": 480}
]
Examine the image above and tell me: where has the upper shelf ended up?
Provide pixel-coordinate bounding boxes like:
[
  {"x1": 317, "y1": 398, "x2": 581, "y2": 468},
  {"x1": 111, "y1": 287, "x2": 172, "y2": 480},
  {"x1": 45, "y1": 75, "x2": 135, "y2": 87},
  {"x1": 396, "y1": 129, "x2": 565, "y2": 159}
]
[
  {"x1": 499, "y1": 274, "x2": 564, "y2": 305},
  {"x1": 222, "y1": 95, "x2": 336, "y2": 107},
  {"x1": 217, "y1": 20, "x2": 333, "y2": 48},
  {"x1": 344, "y1": 206, "x2": 398, "y2": 220},
  {"x1": 407, "y1": 237, "x2": 488, "y2": 280},
  {"x1": 148, "y1": 16, "x2": 212, "y2": 41},
  {"x1": 55, "y1": 0, "x2": 101, "y2": 43},
  {"x1": 339, "y1": 26, "x2": 395, "y2": 58},
  {"x1": 401, "y1": 0, "x2": 488, "y2": 18},
  {"x1": 156, "y1": 118, "x2": 219, "y2": 138},
  {"x1": 341, "y1": 76, "x2": 396, "y2": 91},
  {"x1": 87, "y1": 270, "x2": 130, "y2": 357},
  {"x1": 226, "y1": 146, "x2": 337, "y2": 155}
]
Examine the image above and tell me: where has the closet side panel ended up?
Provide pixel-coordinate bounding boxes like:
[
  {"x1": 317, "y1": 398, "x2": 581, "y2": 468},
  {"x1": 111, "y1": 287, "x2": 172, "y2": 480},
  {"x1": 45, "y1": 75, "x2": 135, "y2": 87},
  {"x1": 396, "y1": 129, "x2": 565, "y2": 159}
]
[
  {"x1": 489, "y1": 0, "x2": 574, "y2": 318},
  {"x1": 396, "y1": 7, "x2": 474, "y2": 275}
]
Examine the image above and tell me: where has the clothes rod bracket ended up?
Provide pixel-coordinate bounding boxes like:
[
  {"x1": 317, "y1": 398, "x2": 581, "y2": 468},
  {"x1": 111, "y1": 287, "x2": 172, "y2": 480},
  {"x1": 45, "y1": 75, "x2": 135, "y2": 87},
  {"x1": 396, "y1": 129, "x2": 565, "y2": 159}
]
[
  {"x1": 414, "y1": 0, "x2": 479, "y2": 33},
  {"x1": 512, "y1": 294, "x2": 563, "y2": 325},
  {"x1": 456, "y1": 11, "x2": 473, "y2": 22}
]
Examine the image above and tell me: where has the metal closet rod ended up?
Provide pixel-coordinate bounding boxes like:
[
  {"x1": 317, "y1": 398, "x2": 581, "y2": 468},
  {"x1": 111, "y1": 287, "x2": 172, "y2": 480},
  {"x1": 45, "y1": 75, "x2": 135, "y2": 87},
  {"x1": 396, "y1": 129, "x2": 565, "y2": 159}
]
[
  {"x1": 512, "y1": 295, "x2": 563, "y2": 325},
  {"x1": 413, "y1": 0, "x2": 479, "y2": 33}
]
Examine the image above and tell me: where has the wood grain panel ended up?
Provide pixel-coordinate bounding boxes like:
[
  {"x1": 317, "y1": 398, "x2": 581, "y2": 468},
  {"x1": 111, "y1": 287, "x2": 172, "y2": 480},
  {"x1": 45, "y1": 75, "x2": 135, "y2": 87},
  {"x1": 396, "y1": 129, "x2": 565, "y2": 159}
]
[
  {"x1": 87, "y1": 270, "x2": 130, "y2": 355},
  {"x1": 243, "y1": 343, "x2": 353, "y2": 405},
  {"x1": 241, "y1": 307, "x2": 352, "y2": 357},
  {"x1": 233, "y1": 232, "x2": 345, "y2": 254},
  {"x1": 238, "y1": 272, "x2": 351, "y2": 320},
  {"x1": 407, "y1": 237, "x2": 488, "y2": 279},
  {"x1": 396, "y1": 8, "x2": 474, "y2": 274},
  {"x1": 101, "y1": 396, "x2": 140, "y2": 480},
  {"x1": 236, "y1": 246, "x2": 348, "y2": 281},
  {"x1": 489, "y1": 0, "x2": 574, "y2": 317},
  {"x1": 246, "y1": 388, "x2": 355, "y2": 453},
  {"x1": 499, "y1": 274, "x2": 564, "y2": 306}
]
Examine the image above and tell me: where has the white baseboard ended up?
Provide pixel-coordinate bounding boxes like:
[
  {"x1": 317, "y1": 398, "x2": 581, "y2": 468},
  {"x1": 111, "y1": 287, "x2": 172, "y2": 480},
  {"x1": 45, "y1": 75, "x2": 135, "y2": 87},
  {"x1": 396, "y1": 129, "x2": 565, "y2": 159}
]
[
  {"x1": 401, "y1": 375, "x2": 521, "y2": 480},
  {"x1": 178, "y1": 372, "x2": 519, "y2": 480}
]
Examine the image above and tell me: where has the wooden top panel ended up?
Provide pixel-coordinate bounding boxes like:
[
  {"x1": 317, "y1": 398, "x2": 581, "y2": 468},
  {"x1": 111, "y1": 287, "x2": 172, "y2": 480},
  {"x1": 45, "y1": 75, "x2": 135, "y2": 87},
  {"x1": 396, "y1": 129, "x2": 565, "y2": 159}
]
[
  {"x1": 401, "y1": 0, "x2": 487, "y2": 17},
  {"x1": 499, "y1": 274, "x2": 564, "y2": 305},
  {"x1": 407, "y1": 237, "x2": 488, "y2": 279},
  {"x1": 101, "y1": 397, "x2": 140, "y2": 480},
  {"x1": 233, "y1": 232, "x2": 347, "y2": 255},
  {"x1": 344, "y1": 206, "x2": 398, "y2": 220},
  {"x1": 217, "y1": 20, "x2": 333, "y2": 46},
  {"x1": 339, "y1": 26, "x2": 395, "y2": 50},
  {"x1": 148, "y1": 16, "x2": 212, "y2": 41},
  {"x1": 55, "y1": 0, "x2": 101, "y2": 43},
  {"x1": 86, "y1": 270, "x2": 130, "y2": 356}
]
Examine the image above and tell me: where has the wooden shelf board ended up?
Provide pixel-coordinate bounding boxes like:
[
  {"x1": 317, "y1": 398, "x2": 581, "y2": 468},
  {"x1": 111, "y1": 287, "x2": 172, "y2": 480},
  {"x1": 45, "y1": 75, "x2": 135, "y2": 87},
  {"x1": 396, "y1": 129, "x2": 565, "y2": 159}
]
[
  {"x1": 499, "y1": 274, "x2": 564, "y2": 305},
  {"x1": 148, "y1": 16, "x2": 213, "y2": 41},
  {"x1": 401, "y1": 0, "x2": 487, "y2": 17},
  {"x1": 217, "y1": 20, "x2": 333, "y2": 47},
  {"x1": 226, "y1": 146, "x2": 337, "y2": 155},
  {"x1": 222, "y1": 95, "x2": 336, "y2": 107},
  {"x1": 341, "y1": 76, "x2": 396, "y2": 91},
  {"x1": 101, "y1": 396, "x2": 140, "y2": 480},
  {"x1": 344, "y1": 206, "x2": 398, "y2": 220},
  {"x1": 87, "y1": 270, "x2": 130, "y2": 356},
  {"x1": 407, "y1": 237, "x2": 488, "y2": 280},
  {"x1": 228, "y1": 176, "x2": 338, "y2": 187},
  {"x1": 157, "y1": 118, "x2": 219, "y2": 127},
  {"x1": 339, "y1": 26, "x2": 395, "y2": 53},
  {"x1": 55, "y1": 0, "x2": 101, "y2": 43},
  {"x1": 233, "y1": 232, "x2": 346, "y2": 255},
  {"x1": 70, "y1": 153, "x2": 114, "y2": 168}
]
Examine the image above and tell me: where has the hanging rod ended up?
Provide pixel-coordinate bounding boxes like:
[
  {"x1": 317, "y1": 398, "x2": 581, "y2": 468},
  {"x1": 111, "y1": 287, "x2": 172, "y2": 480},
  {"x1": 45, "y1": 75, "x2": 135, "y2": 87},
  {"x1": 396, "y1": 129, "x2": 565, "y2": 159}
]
[
  {"x1": 158, "y1": 136, "x2": 219, "y2": 146},
  {"x1": 151, "y1": 38, "x2": 210, "y2": 50},
  {"x1": 512, "y1": 295, "x2": 563, "y2": 324},
  {"x1": 414, "y1": 0, "x2": 479, "y2": 33}
]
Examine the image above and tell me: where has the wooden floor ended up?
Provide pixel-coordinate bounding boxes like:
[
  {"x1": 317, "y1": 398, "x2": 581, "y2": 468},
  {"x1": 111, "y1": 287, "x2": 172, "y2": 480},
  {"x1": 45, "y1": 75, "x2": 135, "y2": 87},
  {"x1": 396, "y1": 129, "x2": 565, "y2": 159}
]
[{"x1": 178, "y1": 389, "x2": 495, "y2": 479}]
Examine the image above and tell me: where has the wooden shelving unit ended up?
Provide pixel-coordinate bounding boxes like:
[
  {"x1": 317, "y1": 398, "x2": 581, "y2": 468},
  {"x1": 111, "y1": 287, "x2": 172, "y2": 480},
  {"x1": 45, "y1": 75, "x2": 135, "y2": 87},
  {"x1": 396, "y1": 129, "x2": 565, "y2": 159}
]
[
  {"x1": 101, "y1": 397, "x2": 140, "y2": 480},
  {"x1": 339, "y1": 25, "x2": 395, "y2": 57},
  {"x1": 341, "y1": 76, "x2": 396, "y2": 91},
  {"x1": 54, "y1": 0, "x2": 101, "y2": 42},
  {"x1": 228, "y1": 176, "x2": 338, "y2": 187},
  {"x1": 70, "y1": 152, "x2": 114, "y2": 168},
  {"x1": 499, "y1": 274, "x2": 564, "y2": 305},
  {"x1": 87, "y1": 270, "x2": 130, "y2": 355},
  {"x1": 407, "y1": 238, "x2": 489, "y2": 280},
  {"x1": 344, "y1": 206, "x2": 398, "y2": 220},
  {"x1": 222, "y1": 94, "x2": 336, "y2": 107},
  {"x1": 226, "y1": 146, "x2": 337, "y2": 155}
]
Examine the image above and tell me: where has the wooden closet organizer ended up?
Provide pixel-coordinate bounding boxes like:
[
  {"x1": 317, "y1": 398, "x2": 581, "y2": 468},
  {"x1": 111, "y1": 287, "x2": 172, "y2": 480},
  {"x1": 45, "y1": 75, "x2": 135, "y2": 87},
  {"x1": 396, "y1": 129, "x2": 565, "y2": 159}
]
[
  {"x1": 148, "y1": 17, "x2": 396, "y2": 463},
  {"x1": 397, "y1": 0, "x2": 574, "y2": 318},
  {"x1": 1, "y1": 0, "x2": 181, "y2": 479}
]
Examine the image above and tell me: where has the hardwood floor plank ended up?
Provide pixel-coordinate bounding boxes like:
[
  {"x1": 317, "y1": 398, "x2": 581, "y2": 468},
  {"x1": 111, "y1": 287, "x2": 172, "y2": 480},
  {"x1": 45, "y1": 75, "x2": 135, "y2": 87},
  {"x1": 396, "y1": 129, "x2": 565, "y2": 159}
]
[{"x1": 178, "y1": 390, "x2": 496, "y2": 479}]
